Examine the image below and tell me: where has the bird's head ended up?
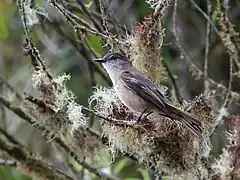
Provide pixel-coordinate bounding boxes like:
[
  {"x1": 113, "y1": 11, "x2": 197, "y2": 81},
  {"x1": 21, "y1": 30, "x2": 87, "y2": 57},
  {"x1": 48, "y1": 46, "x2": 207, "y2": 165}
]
[{"x1": 94, "y1": 52, "x2": 131, "y2": 70}]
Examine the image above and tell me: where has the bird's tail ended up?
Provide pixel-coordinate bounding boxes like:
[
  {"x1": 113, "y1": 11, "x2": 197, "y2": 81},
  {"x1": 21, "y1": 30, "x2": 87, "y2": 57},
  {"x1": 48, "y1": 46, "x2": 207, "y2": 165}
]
[{"x1": 164, "y1": 104, "x2": 203, "y2": 137}]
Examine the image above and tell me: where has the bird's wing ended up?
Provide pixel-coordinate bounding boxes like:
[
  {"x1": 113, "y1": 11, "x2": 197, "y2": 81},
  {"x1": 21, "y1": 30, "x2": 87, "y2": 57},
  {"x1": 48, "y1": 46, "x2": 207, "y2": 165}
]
[{"x1": 120, "y1": 70, "x2": 168, "y2": 114}]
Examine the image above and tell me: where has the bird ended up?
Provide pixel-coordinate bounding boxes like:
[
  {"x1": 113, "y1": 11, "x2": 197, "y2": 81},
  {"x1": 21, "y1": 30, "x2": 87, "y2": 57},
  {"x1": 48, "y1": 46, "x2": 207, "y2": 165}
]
[{"x1": 94, "y1": 52, "x2": 203, "y2": 137}]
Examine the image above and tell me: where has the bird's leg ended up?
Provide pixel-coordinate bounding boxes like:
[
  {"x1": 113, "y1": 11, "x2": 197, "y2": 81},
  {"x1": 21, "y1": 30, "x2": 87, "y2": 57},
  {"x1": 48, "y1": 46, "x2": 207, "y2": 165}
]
[
  {"x1": 144, "y1": 110, "x2": 154, "y2": 118},
  {"x1": 125, "y1": 109, "x2": 153, "y2": 125},
  {"x1": 137, "y1": 109, "x2": 145, "y2": 121},
  {"x1": 123, "y1": 109, "x2": 150, "y2": 126},
  {"x1": 114, "y1": 109, "x2": 153, "y2": 126},
  {"x1": 136, "y1": 109, "x2": 153, "y2": 122}
]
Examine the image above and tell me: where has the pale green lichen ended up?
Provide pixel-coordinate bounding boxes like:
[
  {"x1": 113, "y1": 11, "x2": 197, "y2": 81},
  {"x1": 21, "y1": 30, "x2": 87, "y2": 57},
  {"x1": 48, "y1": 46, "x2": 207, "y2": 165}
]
[
  {"x1": 23, "y1": 0, "x2": 49, "y2": 27},
  {"x1": 145, "y1": 0, "x2": 172, "y2": 13},
  {"x1": 211, "y1": 148, "x2": 233, "y2": 179},
  {"x1": 51, "y1": 74, "x2": 75, "y2": 112},
  {"x1": 89, "y1": 86, "x2": 124, "y2": 115},
  {"x1": 89, "y1": 83, "x2": 215, "y2": 175},
  {"x1": 32, "y1": 71, "x2": 87, "y2": 132},
  {"x1": 67, "y1": 102, "x2": 87, "y2": 133}
]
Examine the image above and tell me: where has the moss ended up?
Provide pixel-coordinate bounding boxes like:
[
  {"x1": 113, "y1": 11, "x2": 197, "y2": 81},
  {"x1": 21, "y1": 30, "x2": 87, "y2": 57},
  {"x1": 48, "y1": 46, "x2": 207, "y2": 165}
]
[
  {"x1": 127, "y1": 13, "x2": 166, "y2": 85},
  {"x1": 90, "y1": 87, "x2": 214, "y2": 176}
]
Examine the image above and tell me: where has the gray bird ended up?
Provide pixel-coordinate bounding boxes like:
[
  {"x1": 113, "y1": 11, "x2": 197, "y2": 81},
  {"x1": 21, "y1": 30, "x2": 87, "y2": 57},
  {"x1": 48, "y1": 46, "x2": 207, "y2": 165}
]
[{"x1": 94, "y1": 52, "x2": 202, "y2": 137}]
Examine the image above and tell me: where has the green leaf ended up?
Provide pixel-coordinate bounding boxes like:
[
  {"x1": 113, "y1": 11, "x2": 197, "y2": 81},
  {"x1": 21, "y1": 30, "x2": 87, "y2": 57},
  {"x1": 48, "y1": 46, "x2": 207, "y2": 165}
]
[
  {"x1": 87, "y1": 34, "x2": 104, "y2": 56},
  {"x1": 113, "y1": 158, "x2": 129, "y2": 175},
  {"x1": 138, "y1": 168, "x2": 151, "y2": 180}
]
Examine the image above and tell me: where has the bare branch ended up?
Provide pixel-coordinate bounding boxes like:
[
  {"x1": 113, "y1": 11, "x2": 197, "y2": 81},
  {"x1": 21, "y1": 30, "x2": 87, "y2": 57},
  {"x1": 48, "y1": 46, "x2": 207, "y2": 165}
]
[
  {"x1": 0, "y1": 80, "x2": 7, "y2": 129},
  {"x1": 204, "y1": 0, "x2": 211, "y2": 91},
  {"x1": 45, "y1": 0, "x2": 125, "y2": 45},
  {"x1": 162, "y1": 59, "x2": 183, "y2": 104},
  {"x1": 172, "y1": 0, "x2": 240, "y2": 103},
  {"x1": 0, "y1": 75, "x2": 23, "y2": 101},
  {"x1": 48, "y1": 20, "x2": 111, "y2": 85},
  {"x1": 189, "y1": 0, "x2": 240, "y2": 69},
  {"x1": 75, "y1": 0, "x2": 103, "y2": 32},
  {"x1": 99, "y1": 0, "x2": 110, "y2": 34}
]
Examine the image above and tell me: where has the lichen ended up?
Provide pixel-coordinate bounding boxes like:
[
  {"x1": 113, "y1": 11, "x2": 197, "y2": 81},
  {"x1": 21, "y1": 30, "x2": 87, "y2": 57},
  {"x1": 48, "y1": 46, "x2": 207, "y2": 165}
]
[{"x1": 89, "y1": 86, "x2": 214, "y2": 175}]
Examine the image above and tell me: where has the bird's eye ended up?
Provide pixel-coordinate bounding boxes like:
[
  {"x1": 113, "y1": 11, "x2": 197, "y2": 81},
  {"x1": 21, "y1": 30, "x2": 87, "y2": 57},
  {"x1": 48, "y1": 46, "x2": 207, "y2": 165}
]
[{"x1": 123, "y1": 71, "x2": 130, "y2": 75}]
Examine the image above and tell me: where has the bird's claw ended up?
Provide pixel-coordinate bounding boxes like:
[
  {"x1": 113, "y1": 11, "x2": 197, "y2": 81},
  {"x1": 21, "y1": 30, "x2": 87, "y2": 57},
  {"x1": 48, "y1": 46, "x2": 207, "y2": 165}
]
[{"x1": 136, "y1": 109, "x2": 153, "y2": 122}]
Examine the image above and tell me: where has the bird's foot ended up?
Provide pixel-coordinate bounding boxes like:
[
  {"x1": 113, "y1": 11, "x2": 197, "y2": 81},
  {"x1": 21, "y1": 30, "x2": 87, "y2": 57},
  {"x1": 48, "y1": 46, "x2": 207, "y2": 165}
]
[
  {"x1": 111, "y1": 110, "x2": 153, "y2": 126},
  {"x1": 136, "y1": 109, "x2": 153, "y2": 122}
]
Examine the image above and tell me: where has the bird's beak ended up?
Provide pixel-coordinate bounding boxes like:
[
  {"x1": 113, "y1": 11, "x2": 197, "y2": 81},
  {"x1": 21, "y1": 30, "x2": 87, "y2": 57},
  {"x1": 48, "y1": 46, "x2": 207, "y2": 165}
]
[{"x1": 94, "y1": 58, "x2": 104, "y2": 62}]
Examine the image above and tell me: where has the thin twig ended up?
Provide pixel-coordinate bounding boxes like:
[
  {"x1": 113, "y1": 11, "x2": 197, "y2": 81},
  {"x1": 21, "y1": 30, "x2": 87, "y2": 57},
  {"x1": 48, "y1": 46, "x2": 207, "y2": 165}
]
[
  {"x1": 162, "y1": 59, "x2": 183, "y2": 104},
  {"x1": 0, "y1": 95, "x2": 37, "y2": 127},
  {"x1": 0, "y1": 127, "x2": 21, "y2": 146},
  {"x1": 64, "y1": 9, "x2": 99, "y2": 31},
  {"x1": 204, "y1": 0, "x2": 211, "y2": 91},
  {"x1": 189, "y1": 0, "x2": 240, "y2": 69},
  {"x1": 188, "y1": 0, "x2": 220, "y2": 35},
  {"x1": 48, "y1": 20, "x2": 111, "y2": 85},
  {"x1": 219, "y1": 24, "x2": 234, "y2": 108},
  {"x1": 90, "y1": 10, "x2": 131, "y2": 36},
  {"x1": 0, "y1": 75, "x2": 23, "y2": 101},
  {"x1": 99, "y1": 0, "x2": 110, "y2": 34},
  {"x1": 75, "y1": 0, "x2": 103, "y2": 32},
  {"x1": 45, "y1": 0, "x2": 125, "y2": 45},
  {"x1": 210, "y1": 3, "x2": 238, "y2": 135},
  {"x1": 172, "y1": 0, "x2": 240, "y2": 103},
  {"x1": 211, "y1": 53, "x2": 234, "y2": 135},
  {"x1": 0, "y1": 80, "x2": 6, "y2": 129},
  {"x1": 172, "y1": 0, "x2": 204, "y2": 80},
  {"x1": 18, "y1": 0, "x2": 53, "y2": 79},
  {"x1": 81, "y1": 106, "x2": 136, "y2": 128}
]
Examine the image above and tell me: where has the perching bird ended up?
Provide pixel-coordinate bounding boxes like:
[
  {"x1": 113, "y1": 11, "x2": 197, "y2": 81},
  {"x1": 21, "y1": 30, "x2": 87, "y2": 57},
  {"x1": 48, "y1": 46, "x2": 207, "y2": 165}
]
[{"x1": 94, "y1": 52, "x2": 202, "y2": 137}]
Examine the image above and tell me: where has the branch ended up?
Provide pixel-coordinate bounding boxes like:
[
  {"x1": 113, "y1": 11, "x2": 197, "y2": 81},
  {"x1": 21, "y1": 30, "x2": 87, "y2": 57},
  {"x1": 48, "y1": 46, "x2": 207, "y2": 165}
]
[
  {"x1": 45, "y1": 0, "x2": 125, "y2": 45},
  {"x1": 162, "y1": 59, "x2": 183, "y2": 104},
  {"x1": 189, "y1": 0, "x2": 240, "y2": 69},
  {"x1": 81, "y1": 106, "x2": 138, "y2": 128},
  {"x1": 204, "y1": 0, "x2": 211, "y2": 91},
  {"x1": 172, "y1": 0, "x2": 240, "y2": 103},
  {"x1": 0, "y1": 95, "x2": 114, "y2": 180},
  {"x1": 0, "y1": 80, "x2": 6, "y2": 129},
  {"x1": 0, "y1": 127, "x2": 74, "y2": 180},
  {"x1": 75, "y1": 0, "x2": 103, "y2": 32},
  {"x1": 0, "y1": 75, "x2": 23, "y2": 101},
  {"x1": 48, "y1": 20, "x2": 111, "y2": 85}
]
